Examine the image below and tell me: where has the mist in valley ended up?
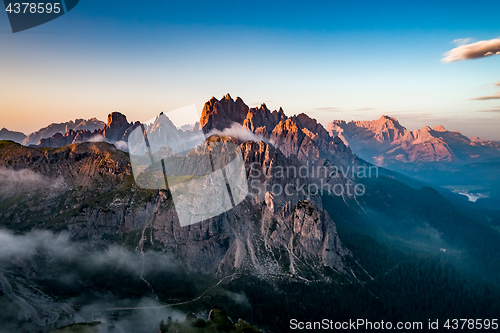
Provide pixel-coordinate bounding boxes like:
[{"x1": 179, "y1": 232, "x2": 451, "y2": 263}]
[{"x1": 0, "y1": 229, "x2": 250, "y2": 333}]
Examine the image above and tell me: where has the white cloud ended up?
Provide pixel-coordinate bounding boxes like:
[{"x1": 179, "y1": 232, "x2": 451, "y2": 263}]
[
  {"x1": 208, "y1": 123, "x2": 271, "y2": 144},
  {"x1": 0, "y1": 168, "x2": 65, "y2": 196},
  {"x1": 89, "y1": 135, "x2": 128, "y2": 151},
  {"x1": 89, "y1": 134, "x2": 106, "y2": 142},
  {"x1": 0, "y1": 229, "x2": 78, "y2": 260},
  {"x1": 0, "y1": 229, "x2": 187, "y2": 332},
  {"x1": 442, "y1": 38, "x2": 500, "y2": 62},
  {"x1": 115, "y1": 140, "x2": 128, "y2": 150}
]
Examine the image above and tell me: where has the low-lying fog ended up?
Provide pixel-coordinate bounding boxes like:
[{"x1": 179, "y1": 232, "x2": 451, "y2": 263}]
[{"x1": 0, "y1": 229, "x2": 249, "y2": 333}]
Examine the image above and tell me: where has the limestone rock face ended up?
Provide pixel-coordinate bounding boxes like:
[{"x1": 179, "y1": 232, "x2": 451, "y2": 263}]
[
  {"x1": 292, "y1": 113, "x2": 331, "y2": 142},
  {"x1": 327, "y1": 115, "x2": 500, "y2": 167},
  {"x1": 102, "y1": 112, "x2": 132, "y2": 142},
  {"x1": 200, "y1": 94, "x2": 356, "y2": 169},
  {"x1": 0, "y1": 94, "x2": 375, "y2": 281},
  {"x1": 242, "y1": 104, "x2": 286, "y2": 135},
  {"x1": 200, "y1": 94, "x2": 249, "y2": 132},
  {"x1": 0, "y1": 139, "x2": 354, "y2": 280},
  {"x1": 270, "y1": 119, "x2": 308, "y2": 158}
]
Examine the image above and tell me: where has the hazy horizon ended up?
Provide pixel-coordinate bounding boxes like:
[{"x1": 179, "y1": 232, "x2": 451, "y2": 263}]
[
  {"x1": 1, "y1": 0, "x2": 500, "y2": 140},
  {"x1": 2, "y1": 96, "x2": 499, "y2": 142}
]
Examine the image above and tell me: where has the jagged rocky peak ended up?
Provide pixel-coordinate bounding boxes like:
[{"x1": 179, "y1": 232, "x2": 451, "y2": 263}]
[
  {"x1": 149, "y1": 112, "x2": 177, "y2": 130},
  {"x1": 326, "y1": 114, "x2": 500, "y2": 166},
  {"x1": 201, "y1": 94, "x2": 289, "y2": 136},
  {"x1": 371, "y1": 115, "x2": 406, "y2": 136},
  {"x1": 38, "y1": 129, "x2": 95, "y2": 148},
  {"x1": 198, "y1": 94, "x2": 356, "y2": 168},
  {"x1": 379, "y1": 114, "x2": 398, "y2": 122},
  {"x1": 242, "y1": 104, "x2": 286, "y2": 135},
  {"x1": 104, "y1": 112, "x2": 130, "y2": 135},
  {"x1": 433, "y1": 125, "x2": 446, "y2": 132},
  {"x1": 291, "y1": 113, "x2": 331, "y2": 141},
  {"x1": 102, "y1": 111, "x2": 140, "y2": 143},
  {"x1": 200, "y1": 94, "x2": 334, "y2": 146},
  {"x1": 327, "y1": 115, "x2": 407, "y2": 145},
  {"x1": 106, "y1": 111, "x2": 128, "y2": 126},
  {"x1": 200, "y1": 93, "x2": 250, "y2": 132}
]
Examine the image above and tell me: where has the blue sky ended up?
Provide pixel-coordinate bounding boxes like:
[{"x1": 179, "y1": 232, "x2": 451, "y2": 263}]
[{"x1": 1, "y1": 0, "x2": 500, "y2": 139}]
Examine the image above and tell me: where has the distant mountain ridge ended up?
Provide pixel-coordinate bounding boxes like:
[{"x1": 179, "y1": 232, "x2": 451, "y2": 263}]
[
  {"x1": 37, "y1": 113, "x2": 139, "y2": 148},
  {"x1": 328, "y1": 115, "x2": 500, "y2": 167},
  {"x1": 21, "y1": 118, "x2": 105, "y2": 146},
  {"x1": 0, "y1": 128, "x2": 26, "y2": 143}
]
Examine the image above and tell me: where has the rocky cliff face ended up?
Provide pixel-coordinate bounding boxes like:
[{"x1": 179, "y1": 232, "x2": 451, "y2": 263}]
[
  {"x1": 0, "y1": 138, "x2": 354, "y2": 280},
  {"x1": 0, "y1": 94, "x2": 382, "y2": 281},
  {"x1": 202, "y1": 94, "x2": 357, "y2": 169},
  {"x1": 328, "y1": 115, "x2": 500, "y2": 167},
  {"x1": 328, "y1": 116, "x2": 407, "y2": 152},
  {"x1": 102, "y1": 112, "x2": 137, "y2": 142},
  {"x1": 242, "y1": 104, "x2": 286, "y2": 137},
  {"x1": 200, "y1": 94, "x2": 249, "y2": 132}
]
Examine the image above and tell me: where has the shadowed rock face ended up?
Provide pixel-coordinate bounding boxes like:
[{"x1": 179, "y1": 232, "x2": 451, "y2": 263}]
[
  {"x1": 0, "y1": 139, "x2": 354, "y2": 280},
  {"x1": 0, "y1": 128, "x2": 26, "y2": 143},
  {"x1": 102, "y1": 112, "x2": 131, "y2": 142},
  {"x1": 37, "y1": 129, "x2": 95, "y2": 148}
]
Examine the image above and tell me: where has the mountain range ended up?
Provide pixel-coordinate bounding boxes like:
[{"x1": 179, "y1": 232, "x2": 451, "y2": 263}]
[
  {"x1": 0, "y1": 128, "x2": 26, "y2": 143},
  {"x1": 328, "y1": 115, "x2": 500, "y2": 167},
  {"x1": 6, "y1": 96, "x2": 500, "y2": 204},
  {"x1": 1, "y1": 94, "x2": 500, "y2": 332},
  {"x1": 5, "y1": 97, "x2": 499, "y2": 173},
  {"x1": 1, "y1": 118, "x2": 106, "y2": 146}
]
